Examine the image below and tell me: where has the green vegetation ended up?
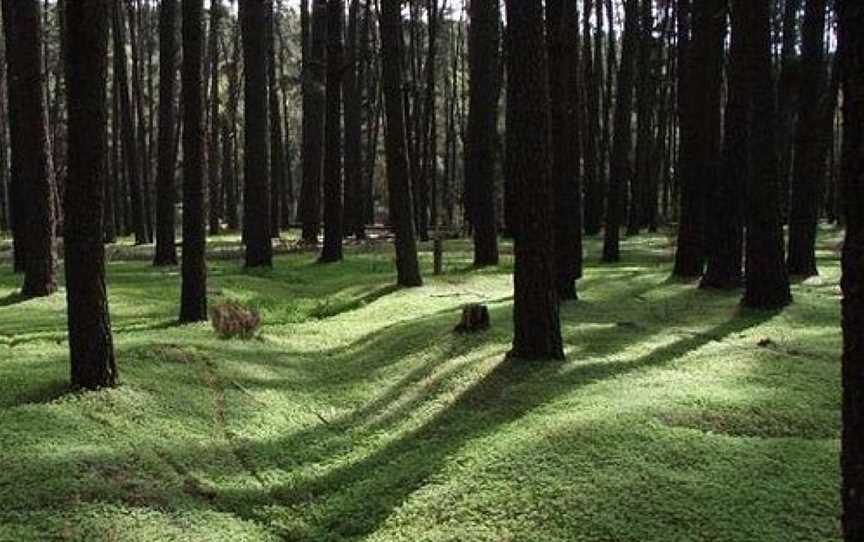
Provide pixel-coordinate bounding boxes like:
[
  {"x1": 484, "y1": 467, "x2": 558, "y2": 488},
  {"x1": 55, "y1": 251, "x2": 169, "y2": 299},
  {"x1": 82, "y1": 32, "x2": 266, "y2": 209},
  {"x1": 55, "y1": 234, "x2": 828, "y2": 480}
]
[{"x1": 0, "y1": 230, "x2": 843, "y2": 541}]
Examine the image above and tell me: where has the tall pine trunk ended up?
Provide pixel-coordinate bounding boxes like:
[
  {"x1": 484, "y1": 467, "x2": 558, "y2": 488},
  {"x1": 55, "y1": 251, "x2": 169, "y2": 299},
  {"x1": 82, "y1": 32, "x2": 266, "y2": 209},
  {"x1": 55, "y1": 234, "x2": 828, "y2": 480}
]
[
  {"x1": 154, "y1": 0, "x2": 178, "y2": 265},
  {"x1": 320, "y1": 0, "x2": 344, "y2": 262},
  {"x1": 299, "y1": 0, "x2": 326, "y2": 243}
]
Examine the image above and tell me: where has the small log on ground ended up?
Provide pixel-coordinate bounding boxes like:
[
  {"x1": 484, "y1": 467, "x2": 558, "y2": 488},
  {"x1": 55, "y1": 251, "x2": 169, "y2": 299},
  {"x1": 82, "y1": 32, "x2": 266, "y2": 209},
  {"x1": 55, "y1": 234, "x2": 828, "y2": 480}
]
[{"x1": 454, "y1": 304, "x2": 490, "y2": 333}]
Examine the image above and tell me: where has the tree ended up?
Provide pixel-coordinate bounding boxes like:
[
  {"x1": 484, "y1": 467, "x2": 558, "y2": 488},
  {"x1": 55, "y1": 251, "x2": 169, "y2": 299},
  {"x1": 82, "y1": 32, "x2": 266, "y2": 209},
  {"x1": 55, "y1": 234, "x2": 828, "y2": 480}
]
[
  {"x1": 547, "y1": 0, "x2": 582, "y2": 299},
  {"x1": 2, "y1": 0, "x2": 57, "y2": 297},
  {"x1": 504, "y1": 0, "x2": 564, "y2": 361},
  {"x1": 465, "y1": 0, "x2": 501, "y2": 267},
  {"x1": 343, "y1": 0, "x2": 365, "y2": 240},
  {"x1": 64, "y1": 0, "x2": 118, "y2": 389},
  {"x1": 154, "y1": 0, "x2": 178, "y2": 266},
  {"x1": 112, "y1": 0, "x2": 150, "y2": 245},
  {"x1": 298, "y1": 0, "x2": 326, "y2": 244},
  {"x1": 582, "y1": 0, "x2": 603, "y2": 237},
  {"x1": 742, "y1": 0, "x2": 792, "y2": 310},
  {"x1": 241, "y1": 0, "x2": 273, "y2": 268},
  {"x1": 841, "y1": 1, "x2": 864, "y2": 537},
  {"x1": 320, "y1": 0, "x2": 344, "y2": 263},
  {"x1": 602, "y1": 0, "x2": 637, "y2": 263},
  {"x1": 380, "y1": 0, "x2": 422, "y2": 287},
  {"x1": 701, "y1": 0, "x2": 747, "y2": 290},
  {"x1": 179, "y1": 0, "x2": 208, "y2": 322},
  {"x1": 267, "y1": 0, "x2": 285, "y2": 238},
  {"x1": 672, "y1": 0, "x2": 725, "y2": 278},
  {"x1": 208, "y1": 0, "x2": 223, "y2": 236},
  {"x1": 787, "y1": 0, "x2": 828, "y2": 277}
]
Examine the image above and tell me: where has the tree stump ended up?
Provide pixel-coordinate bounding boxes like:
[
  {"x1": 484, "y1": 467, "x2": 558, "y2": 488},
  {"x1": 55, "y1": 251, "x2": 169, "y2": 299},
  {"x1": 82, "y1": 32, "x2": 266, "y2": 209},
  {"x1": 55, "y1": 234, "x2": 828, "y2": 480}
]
[{"x1": 454, "y1": 304, "x2": 490, "y2": 333}]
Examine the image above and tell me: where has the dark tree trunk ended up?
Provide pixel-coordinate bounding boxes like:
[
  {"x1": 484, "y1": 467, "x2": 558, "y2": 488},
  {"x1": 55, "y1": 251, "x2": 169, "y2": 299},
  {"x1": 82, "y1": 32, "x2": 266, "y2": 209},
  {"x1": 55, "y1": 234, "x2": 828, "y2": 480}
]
[
  {"x1": 840, "y1": 1, "x2": 864, "y2": 538},
  {"x1": 207, "y1": 0, "x2": 222, "y2": 236},
  {"x1": 320, "y1": 0, "x2": 344, "y2": 263},
  {"x1": 267, "y1": 0, "x2": 284, "y2": 237},
  {"x1": 128, "y1": 1, "x2": 154, "y2": 242},
  {"x1": 112, "y1": 0, "x2": 150, "y2": 245},
  {"x1": 299, "y1": 0, "x2": 326, "y2": 243},
  {"x1": 0, "y1": 37, "x2": 8, "y2": 234},
  {"x1": 777, "y1": 0, "x2": 802, "y2": 220},
  {"x1": 631, "y1": 0, "x2": 657, "y2": 234},
  {"x1": 343, "y1": 0, "x2": 364, "y2": 239},
  {"x1": 241, "y1": 0, "x2": 273, "y2": 267},
  {"x1": 154, "y1": 0, "x2": 178, "y2": 265},
  {"x1": 547, "y1": 0, "x2": 582, "y2": 300},
  {"x1": 701, "y1": 0, "x2": 747, "y2": 290},
  {"x1": 787, "y1": 0, "x2": 828, "y2": 278},
  {"x1": 583, "y1": 0, "x2": 603, "y2": 237},
  {"x1": 504, "y1": 0, "x2": 564, "y2": 361},
  {"x1": 179, "y1": 0, "x2": 208, "y2": 322},
  {"x1": 465, "y1": 0, "x2": 500, "y2": 267},
  {"x1": 64, "y1": 0, "x2": 118, "y2": 390},
  {"x1": 223, "y1": 21, "x2": 240, "y2": 231},
  {"x1": 672, "y1": 0, "x2": 724, "y2": 279},
  {"x1": 602, "y1": 0, "x2": 638, "y2": 263},
  {"x1": 380, "y1": 0, "x2": 422, "y2": 287},
  {"x1": 742, "y1": 0, "x2": 792, "y2": 310},
  {"x1": 2, "y1": 0, "x2": 57, "y2": 296}
]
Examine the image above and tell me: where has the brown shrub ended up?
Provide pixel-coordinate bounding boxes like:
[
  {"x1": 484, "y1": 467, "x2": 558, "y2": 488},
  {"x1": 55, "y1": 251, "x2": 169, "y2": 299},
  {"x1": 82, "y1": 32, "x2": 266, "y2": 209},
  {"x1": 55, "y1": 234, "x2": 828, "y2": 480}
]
[{"x1": 209, "y1": 302, "x2": 261, "y2": 339}]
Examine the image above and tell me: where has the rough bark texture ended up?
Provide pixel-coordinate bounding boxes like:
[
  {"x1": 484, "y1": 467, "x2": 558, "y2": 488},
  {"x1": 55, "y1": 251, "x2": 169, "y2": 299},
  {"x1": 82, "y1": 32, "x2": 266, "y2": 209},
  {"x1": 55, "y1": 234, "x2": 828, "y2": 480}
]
[
  {"x1": 267, "y1": 0, "x2": 284, "y2": 237},
  {"x1": 787, "y1": 0, "x2": 828, "y2": 278},
  {"x1": 582, "y1": 0, "x2": 603, "y2": 236},
  {"x1": 3, "y1": 0, "x2": 57, "y2": 297},
  {"x1": 179, "y1": 0, "x2": 208, "y2": 322},
  {"x1": 504, "y1": 0, "x2": 564, "y2": 361},
  {"x1": 64, "y1": 0, "x2": 118, "y2": 389},
  {"x1": 380, "y1": 0, "x2": 422, "y2": 287},
  {"x1": 841, "y1": 1, "x2": 864, "y2": 538},
  {"x1": 154, "y1": 0, "x2": 178, "y2": 265},
  {"x1": 208, "y1": 0, "x2": 222, "y2": 236},
  {"x1": 547, "y1": 0, "x2": 582, "y2": 299},
  {"x1": 241, "y1": 0, "x2": 273, "y2": 267},
  {"x1": 343, "y1": 0, "x2": 364, "y2": 239},
  {"x1": 742, "y1": 0, "x2": 792, "y2": 310},
  {"x1": 299, "y1": 0, "x2": 326, "y2": 243},
  {"x1": 602, "y1": 0, "x2": 637, "y2": 263},
  {"x1": 320, "y1": 0, "x2": 344, "y2": 263},
  {"x1": 672, "y1": 0, "x2": 724, "y2": 278},
  {"x1": 465, "y1": 0, "x2": 500, "y2": 267},
  {"x1": 701, "y1": 0, "x2": 746, "y2": 290}
]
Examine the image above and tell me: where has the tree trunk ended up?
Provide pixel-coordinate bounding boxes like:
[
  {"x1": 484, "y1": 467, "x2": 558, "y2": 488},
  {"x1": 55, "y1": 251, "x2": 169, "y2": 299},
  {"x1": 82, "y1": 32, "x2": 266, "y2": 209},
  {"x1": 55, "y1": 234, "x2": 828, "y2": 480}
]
[
  {"x1": 207, "y1": 0, "x2": 222, "y2": 235},
  {"x1": 380, "y1": 0, "x2": 422, "y2": 287},
  {"x1": 64, "y1": 0, "x2": 118, "y2": 389},
  {"x1": 343, "y1": 0, "x2": 364, "y2": 240},
  {"x1": 320, "y1": 0, "x2": 344, "y2": 262},
  {"x1": 742, "y1": 0, "x2": 792, "y2": 310},
  {"x1": 154, "y1": 0, "x2": 178, "y2": 265},
  {"x1": 223, "y1": 20, "x2": 241, "y2": 231},
  {"x1": 112, "y1": 0, "x2": 150, "y2": 245},
  {"x1": 504, "y1": 0, "x2": 564, "y2": 361},
  {"x1": 179, "y1": 0, "x2": 208, "y2": 322},
  {"x1": 465, "y1": 0, "x2": 500, "y2": 266},
  {"x1": 787, "y1": 0, "x2": 828, "y2": 278},
  {"x1": 777, "y1": 0, "x2": 802, "y2": 221},
  {"x1": 2, "y1": 0, "x2": 57, "y2": 296},
  {"x1": 583, "y1": 0, "x2": 603, "y2": 237},
  {"x1": 840, "y1": 1, "x2": 864, "y2": 538},
  {"x1": 241, "y1": 0, "x2": 273, "y2": 267},
  {"x1": 299, "y1": 0, "x2": 326, "y2": 243},
  {"x1": 602, "y1": 0, "x2": 637, "y2": 263}
]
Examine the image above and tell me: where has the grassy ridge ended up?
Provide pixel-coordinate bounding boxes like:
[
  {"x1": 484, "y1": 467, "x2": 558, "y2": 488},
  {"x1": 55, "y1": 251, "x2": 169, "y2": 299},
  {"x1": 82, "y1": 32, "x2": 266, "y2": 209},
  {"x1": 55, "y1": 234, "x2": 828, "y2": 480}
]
[{"x1": 0, "y1": 229, "x2": 843, "y2": 541}]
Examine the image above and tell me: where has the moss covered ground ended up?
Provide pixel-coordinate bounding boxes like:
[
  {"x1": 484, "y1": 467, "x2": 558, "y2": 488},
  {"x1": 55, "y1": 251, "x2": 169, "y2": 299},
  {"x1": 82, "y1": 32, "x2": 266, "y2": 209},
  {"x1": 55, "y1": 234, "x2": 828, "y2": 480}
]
[{"x1": 0, "y1": 229, "x2": 844, "y2": 541}]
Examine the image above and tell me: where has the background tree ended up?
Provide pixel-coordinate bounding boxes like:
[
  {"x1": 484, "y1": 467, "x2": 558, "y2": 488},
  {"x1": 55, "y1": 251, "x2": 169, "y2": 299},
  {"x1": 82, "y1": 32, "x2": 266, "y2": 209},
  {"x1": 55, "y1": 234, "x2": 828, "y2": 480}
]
[
  {"x1": 742, "y1": 0, "x2": 792, "y2": 310},
  {"x1": 841, "y1": 0, "x2": 864, "y2": 537},
  {"x1": 2, "y1": 0, "x2": 57, "y2": 297},
  {"x1": 208, "y1": 0, "x2": 223, "y2": 236},
  {"x1": 179, "y1": 0, "x2": 208, "y2": 322},
  {"x1": 320, "y1": 0, "x2": 344, "y2": 263},
  {"x1": 267, "y1": 0, "x2": 285, "y2": 238},
  {"x1": 380, "y1": 0, "x2": 422, "y2": 288},
  {"x1": 298, "y1": 0, "x2": 326, "y2": 244},
  {"x1": 465, "y1": 0, "x2": 500, "y2": 267},
  {"x1": 241, "y1": 0, "x2": 273, "y2": 268},
  {"x1": 787, "y1": 0, "x2": 828, "y2": 277},
  {"x1": 154, "y1": 0, "x2": 178, "y2": 266},
  {"x1": 64, "y1": 0, "x2": 118, "y2": 389},
  {"x1": 505, "y1": 0, "x2": 564, "y2": 361}
]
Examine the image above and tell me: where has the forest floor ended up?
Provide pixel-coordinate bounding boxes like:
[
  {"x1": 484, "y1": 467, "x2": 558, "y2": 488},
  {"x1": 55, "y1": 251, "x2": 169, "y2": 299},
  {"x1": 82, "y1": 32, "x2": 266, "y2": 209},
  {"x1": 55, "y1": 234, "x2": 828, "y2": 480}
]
[{"x1": 0, "y1": 228, "x2": 843, "y2": 541}]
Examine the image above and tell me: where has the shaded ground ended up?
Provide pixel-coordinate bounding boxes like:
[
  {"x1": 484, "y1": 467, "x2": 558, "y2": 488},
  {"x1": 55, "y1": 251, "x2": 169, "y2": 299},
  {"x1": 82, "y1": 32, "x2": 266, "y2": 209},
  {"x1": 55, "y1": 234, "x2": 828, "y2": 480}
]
[{"x1": 0, "y1": 227, "x2": 844, "y2": 541}]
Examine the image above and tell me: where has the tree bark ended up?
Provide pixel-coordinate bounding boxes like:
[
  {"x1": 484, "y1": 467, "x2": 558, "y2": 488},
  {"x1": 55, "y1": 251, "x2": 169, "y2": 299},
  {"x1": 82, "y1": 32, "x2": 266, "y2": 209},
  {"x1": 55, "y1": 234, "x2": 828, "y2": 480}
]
[
  {"x1": 64, "y1": 0, "x2": 118, "y2": 389},
  {"x1": 241, "y1": 0, "x2": 273, "y2": 267},
  {"x1": 320, "y1": 0, "x2": 344, "y2": 262},
  {"x1": 504, "y1": 0, "x2": 564, "y2": 361},
  {"x1": 465, "y1": 0, "x2": 500, "y2": 266},
  {"x1": 299, "y1": 0, "x2": 326, "y2": 243},
  {"x1": 840, "y1": 1, "x2": 864, "y2": 538},
  {"x1": 179, "y1": 0, "x2": 208, "y2": 322},
  {"x1": 380, "y1": 0, "x2": 422, "y2": 287},
  {"x1": 154, "y1": 0, "x2": 178, "y2": 265},
  {"x1": 207, "y1": 0, "x2": 222, "y2": 235}
]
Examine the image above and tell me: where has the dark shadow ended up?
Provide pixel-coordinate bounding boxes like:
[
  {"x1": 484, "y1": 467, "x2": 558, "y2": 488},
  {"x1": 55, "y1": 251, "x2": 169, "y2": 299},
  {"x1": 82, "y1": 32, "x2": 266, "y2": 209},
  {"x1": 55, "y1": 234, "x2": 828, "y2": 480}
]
[
  {"x1": 310, "y1": 284, "x2": 402, "y2": 320},
  {"x1": 0, "y1": 292, "x2": 29, "y2": 307},
  {"x1": 1, "y1": 380, "x2": 72, "y2": 409}
]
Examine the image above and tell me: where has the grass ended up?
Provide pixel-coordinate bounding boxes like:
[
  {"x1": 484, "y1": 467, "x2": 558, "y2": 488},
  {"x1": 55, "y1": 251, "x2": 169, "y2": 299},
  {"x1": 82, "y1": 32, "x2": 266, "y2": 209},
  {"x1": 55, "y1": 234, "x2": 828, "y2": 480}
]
[{"x1": 0, "y1": 227, "x2": 844, "y2": 541}]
